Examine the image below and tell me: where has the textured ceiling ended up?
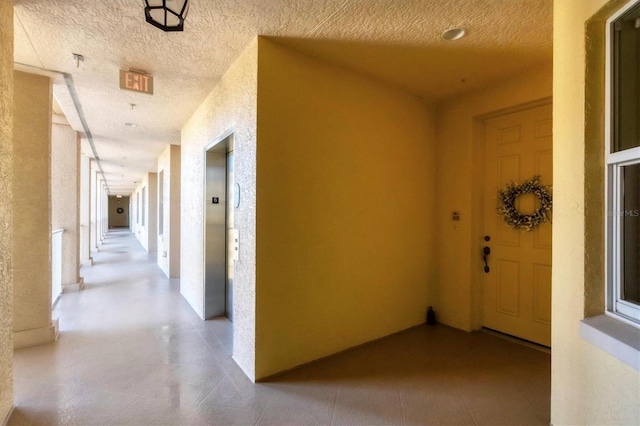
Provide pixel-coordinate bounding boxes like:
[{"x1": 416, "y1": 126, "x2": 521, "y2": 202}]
[{"x1": 13, "y1": 0, "x2": 552, "y2": 195}]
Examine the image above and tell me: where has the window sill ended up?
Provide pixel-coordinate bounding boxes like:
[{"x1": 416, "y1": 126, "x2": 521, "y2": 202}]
[{"x1": 579, "y1": 315, "x2": 640, "y2": 371}]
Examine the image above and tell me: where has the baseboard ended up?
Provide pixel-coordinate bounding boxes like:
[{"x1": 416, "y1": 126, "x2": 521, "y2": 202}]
[
  {"x1": 62, "y1": 277, "x2": 85, "y2": 292},
  {"x1": 480, "y1": 327, "x2": 551, "y2": 354},
  {"x1": 13, "y1": 319, "x2": 60, "y2": 349},
  {"x1": 2, "y1": 406, "x2": 15, "y2": 426}
]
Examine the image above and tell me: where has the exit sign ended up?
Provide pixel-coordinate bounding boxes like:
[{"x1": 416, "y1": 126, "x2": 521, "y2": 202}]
[{"x1": 119, "y1": 69, "x2": 153, "y2": 95}]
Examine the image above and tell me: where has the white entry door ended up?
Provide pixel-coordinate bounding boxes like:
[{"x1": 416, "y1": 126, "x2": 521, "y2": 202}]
[{"x1": 482, "y1": 103, "x2": 552, "y2": 347}]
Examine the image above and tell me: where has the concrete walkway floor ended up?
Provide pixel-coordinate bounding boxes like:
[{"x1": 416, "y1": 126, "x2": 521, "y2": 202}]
[{"x1": 10, "y1": 229, "x2": 550, "y2": 425}]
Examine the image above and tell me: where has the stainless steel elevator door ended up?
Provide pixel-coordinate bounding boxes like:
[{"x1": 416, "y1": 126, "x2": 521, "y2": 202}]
[
  {"x1": 226, "y1": 151, "x2": 234, "y2": 321},
  {"x1": 204, "y1": 150, "x2": 226, "y2": 319}
]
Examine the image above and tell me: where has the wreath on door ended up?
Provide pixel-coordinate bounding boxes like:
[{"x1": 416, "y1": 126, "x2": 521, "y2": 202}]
[
  {"x1": 116, "y1": 207, "x2": 124, "y2": 214},
  {"x1": 498, "y1": 176, "x2": 552, "y2": 231}
]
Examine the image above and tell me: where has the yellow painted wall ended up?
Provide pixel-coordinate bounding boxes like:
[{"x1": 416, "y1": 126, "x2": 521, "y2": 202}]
[
  {"x1": 552, "y1": 1, "x2": 640, "y2": 424},
  {"x1": 255, "y1": 39, "x2": 436, "y2": 378},
  {"x1": 434, "y1": 63, "x2": 552, "y2": 331},
  {"x1": 0, "y1": 0, "x2": 13, "y2": 420}
]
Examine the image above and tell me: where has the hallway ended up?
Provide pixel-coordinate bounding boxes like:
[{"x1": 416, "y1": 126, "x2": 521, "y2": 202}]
[{"x1": 10, "y1": 230, "x2": 550, "y2": 425}]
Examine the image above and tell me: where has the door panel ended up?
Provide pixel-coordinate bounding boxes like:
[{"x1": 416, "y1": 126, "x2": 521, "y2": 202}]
[
  {"x1": 496, "y1": 260, "x2": 520, "y2": 316},
  {"x1": 483, "y1": 103, "x2": 552, "y2": 347}
]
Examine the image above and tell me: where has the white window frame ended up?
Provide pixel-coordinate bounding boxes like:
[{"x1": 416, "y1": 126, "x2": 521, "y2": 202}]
[{"x1": 605, "y1": 0, "x2": 640, "y2": 327}]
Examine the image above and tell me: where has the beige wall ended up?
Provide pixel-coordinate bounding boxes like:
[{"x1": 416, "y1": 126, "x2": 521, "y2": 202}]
[
  {"x1": 0, "y1": 0, "x2": 13, "y2": 421},
  {"x1": 181, "y1": 38, "x2": 258, "y2": 379},
  {"x1": 157, "y1": 144, "x2": 181, "y2": 278},
  {"x1": 433, "y1": 63, "x2": 552, "y2": 332},
  {"x1": 13, "y1": 71, "x2": 57, "y2": 348},
  {"x1": 255, "y1": 39, "x2": 436, "y2": 378},
  {"x1": 51, "y1": 119, "x2": 81, "y2": 288},
  {"x1": 552, "y1": 1, "x2": 640, "y2": 424}
]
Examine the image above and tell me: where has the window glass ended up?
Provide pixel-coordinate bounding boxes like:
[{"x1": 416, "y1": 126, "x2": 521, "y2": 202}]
[
  {"x1": 608, "y1": 1, "x2": 640, "y2": 324},
  {"x1": 613, "y1": 5, "x2": 640, "y2": 152},
  {"x1": 622, "y1": 163, "x2": 640, "y2": 304}
]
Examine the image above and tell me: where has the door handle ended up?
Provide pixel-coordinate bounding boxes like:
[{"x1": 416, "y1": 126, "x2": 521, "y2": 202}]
[{"x1": 483, "y1": 246, "x2": 491, "y2": 273}]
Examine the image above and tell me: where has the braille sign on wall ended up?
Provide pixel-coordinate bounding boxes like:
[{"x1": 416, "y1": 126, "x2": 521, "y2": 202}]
[
  {"x1": 119, "y1": 69, "x2": 154, "y2": 95},
  {"x1": 212, "y1": 197, "x2": 219, "y2": 204}
]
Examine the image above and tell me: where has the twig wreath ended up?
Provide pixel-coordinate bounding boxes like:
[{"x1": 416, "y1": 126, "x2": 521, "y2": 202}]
[{"x1": 498, "y1": 176, "x2": 552, "y2": 231}]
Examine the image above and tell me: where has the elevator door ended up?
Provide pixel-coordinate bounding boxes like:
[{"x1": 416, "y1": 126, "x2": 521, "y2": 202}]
[
  {"x1": 204, "y1": 150, "x2": 226, "y2": 319},
  {"x1": 226, "y1": 151, "x2": 234, "y2": 321},
  {"x1": 204, "y1": 135, "x2": 234, "y2": 321}
]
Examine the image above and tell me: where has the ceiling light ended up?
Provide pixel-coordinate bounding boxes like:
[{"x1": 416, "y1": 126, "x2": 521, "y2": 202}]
[
  {"x1": 124, "y1": 122, "x2": 138, "y2": 127},
  {"x1": 441, "y1": 28, "x2": 467, "y2": 41},
  {"x1": 144, "y1": 0, "x2": 190, "y2": 32}
]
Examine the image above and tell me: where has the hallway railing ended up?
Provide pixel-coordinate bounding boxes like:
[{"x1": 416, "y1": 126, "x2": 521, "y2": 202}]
[{"x1": 52, "y1": 229, "x2": 63, "y2": 306}]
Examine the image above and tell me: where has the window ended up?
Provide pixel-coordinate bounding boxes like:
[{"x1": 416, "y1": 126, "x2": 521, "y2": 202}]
[
  {"x1": 136, "y1": 193, "x2": 140, "y2": 224},
  {"x1": 606, "y1": 0, "x2": 640, "y2": 325}
]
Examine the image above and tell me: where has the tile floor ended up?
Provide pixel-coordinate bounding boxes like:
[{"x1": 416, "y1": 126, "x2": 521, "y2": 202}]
[{"x1": 9, "y1": 229, "x2": 550, "y2": 425}]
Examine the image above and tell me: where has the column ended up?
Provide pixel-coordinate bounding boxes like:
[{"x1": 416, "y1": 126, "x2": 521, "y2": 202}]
[
  {"x1": 101, "y1": 181, "x2": 108, "y2": 238},
  {"x1": 147, "y1": 172, "x2": 158, "y2": 252},
  {"x1": 157, "y1": 144, "x2": 181, "y2": 278},
  {"x1": 90, "y1": 161, "x2": 98, "y2": 252},
  {"x1": 79, "y1": 154, "x2": 92, "y2": 266},
  {"x1": 51, "y1": 116, "x2": 83, "y2": 292},
  {"x1": 98, "y1": 179, "x2": 105, "y2": 242},
  {"x1": 13, "y1": 71, "x2": 58, "y2": 348},
  {"x1": 0, "y1": 0, "x2": 14, "y2": 420},
  {"x1": 168, "y1": 146, "x2": 181, "y2": 277}
]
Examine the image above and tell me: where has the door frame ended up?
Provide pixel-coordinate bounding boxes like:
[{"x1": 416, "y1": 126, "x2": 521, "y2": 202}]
[
  {"x1": 203, "y1": 129, "x2": 235, "y2": 319},
  {"x1": 470, "y1": 97, "x2": 553, "y2": 332}
]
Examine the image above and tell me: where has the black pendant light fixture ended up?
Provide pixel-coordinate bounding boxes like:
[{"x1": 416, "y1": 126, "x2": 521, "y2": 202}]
[{"x1": 144, "y1": 0, "x2": 190, "y2": 32}]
